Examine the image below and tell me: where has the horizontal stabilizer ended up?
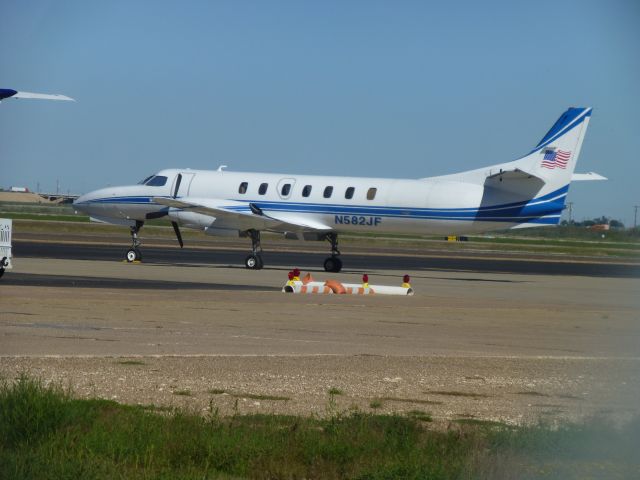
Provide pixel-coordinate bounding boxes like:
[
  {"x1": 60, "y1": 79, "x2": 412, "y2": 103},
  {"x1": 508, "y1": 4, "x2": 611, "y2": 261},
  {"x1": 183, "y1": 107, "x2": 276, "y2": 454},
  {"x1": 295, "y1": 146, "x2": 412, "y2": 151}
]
[{"x1": 571, "y1": 172, "x2": 607, "y2": 181}]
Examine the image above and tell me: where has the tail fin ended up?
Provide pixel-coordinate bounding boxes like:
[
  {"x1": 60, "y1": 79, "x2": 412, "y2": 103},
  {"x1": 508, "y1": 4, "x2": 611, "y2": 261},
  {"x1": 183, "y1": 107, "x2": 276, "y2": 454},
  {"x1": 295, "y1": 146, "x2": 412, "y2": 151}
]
[
  {"x1": 501, "y1": 107, "x2": 592, "y2": 228},
  {"x1": 473, "y1": 107, "x2": 593, "y2": 229},
  {"x1": 524, "y1": 107, "x2": 592, "y2": 191}
]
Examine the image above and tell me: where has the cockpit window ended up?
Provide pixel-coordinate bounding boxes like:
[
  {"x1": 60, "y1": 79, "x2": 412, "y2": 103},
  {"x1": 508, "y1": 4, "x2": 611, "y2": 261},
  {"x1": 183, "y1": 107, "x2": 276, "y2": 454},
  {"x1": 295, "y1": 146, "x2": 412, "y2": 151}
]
[
  {"x1": 146, "y1": 175, "x2": 168, "y2": 187},
  {"x1": 138, "y1": 175, "x2": 154, "y2": 185}
]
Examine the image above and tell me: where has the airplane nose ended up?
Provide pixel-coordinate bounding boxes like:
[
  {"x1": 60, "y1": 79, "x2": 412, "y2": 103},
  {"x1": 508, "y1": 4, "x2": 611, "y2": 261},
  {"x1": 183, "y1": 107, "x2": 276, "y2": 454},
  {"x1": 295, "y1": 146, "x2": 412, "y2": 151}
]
[{"x1": 73, "y1": 191, "x2": 98, "y2": 214}]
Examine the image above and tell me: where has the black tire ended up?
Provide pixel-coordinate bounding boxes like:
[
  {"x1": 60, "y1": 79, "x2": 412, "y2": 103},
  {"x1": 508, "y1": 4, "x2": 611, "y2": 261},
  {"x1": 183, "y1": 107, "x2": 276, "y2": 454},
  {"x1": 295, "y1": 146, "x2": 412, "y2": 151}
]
[
  {"x1": 126, "y1": 249, "x2": 137, "y2": 263},
  {"x1": 134, "y1": 248, "x2": 142, "y2": 262},
  {"x1": 245, "y1": 254, "x2": 263, "y2": 270},
  {"x1": 324, "y1": 257, "x2": 342, "y2": 273},
  {"x1": 333, "y1": 257, "x2": 343, "y2": 272}
]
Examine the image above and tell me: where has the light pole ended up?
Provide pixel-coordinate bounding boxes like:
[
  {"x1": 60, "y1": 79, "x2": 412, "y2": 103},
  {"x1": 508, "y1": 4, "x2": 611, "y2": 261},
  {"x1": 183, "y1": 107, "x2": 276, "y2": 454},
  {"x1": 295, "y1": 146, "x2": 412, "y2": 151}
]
[
  {"x1": 566, "y1": 202, "x2": 574, "y2": 224},
  {"x1": 634, "y1": 205, "x2": 639, "y2": 229}
]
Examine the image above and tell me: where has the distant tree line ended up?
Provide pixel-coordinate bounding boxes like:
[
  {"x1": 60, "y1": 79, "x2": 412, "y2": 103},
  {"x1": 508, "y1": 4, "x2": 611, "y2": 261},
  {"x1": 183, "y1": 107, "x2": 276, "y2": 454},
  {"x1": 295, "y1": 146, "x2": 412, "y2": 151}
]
[{"x1": 561, "y1": 216, "x2": 625, "y2": 228}]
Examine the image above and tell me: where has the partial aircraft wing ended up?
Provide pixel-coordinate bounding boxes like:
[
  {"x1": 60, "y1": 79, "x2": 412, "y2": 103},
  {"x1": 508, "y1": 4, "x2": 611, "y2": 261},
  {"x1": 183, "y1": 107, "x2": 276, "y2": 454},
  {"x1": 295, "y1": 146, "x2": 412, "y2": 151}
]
[
  {"x1": 0, "y1": 88, "x2": 75, "y2": 102},
  {"x1": 152, "y1": 197, "x2": 331, "y2": 232}
]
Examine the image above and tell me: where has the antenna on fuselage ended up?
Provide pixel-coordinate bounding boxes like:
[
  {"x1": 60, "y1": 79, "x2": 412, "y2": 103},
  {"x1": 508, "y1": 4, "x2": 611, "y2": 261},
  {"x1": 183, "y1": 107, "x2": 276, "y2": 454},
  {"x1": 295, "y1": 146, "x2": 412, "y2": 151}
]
[{"x1": 217, "y1": 165, "x2": 228, "y2": 172}]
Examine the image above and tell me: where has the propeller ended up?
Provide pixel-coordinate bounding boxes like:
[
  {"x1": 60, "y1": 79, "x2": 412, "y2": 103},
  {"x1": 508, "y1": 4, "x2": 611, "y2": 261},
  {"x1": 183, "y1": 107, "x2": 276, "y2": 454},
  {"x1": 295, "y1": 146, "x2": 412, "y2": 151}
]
[{"x1": 171, "y1": 221, "x2": 184, "y2": 248}]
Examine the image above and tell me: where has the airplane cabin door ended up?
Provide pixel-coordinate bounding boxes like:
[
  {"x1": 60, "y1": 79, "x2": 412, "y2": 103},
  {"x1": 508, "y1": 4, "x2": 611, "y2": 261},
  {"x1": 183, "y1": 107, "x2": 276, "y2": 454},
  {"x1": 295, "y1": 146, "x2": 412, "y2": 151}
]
[{"x1": 172, "y1": 172, "x2": 196, "y2": 198}]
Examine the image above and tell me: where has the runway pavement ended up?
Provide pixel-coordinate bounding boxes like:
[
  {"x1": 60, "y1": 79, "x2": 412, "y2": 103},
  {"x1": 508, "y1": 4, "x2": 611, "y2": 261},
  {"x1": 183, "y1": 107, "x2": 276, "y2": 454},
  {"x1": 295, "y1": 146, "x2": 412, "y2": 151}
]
[
  {"x1": 12, "y1": 239, "x2": 640, "y2": 278},
  {"x1": 2, "y1": 238, "x2": 639, "y2": 424}
]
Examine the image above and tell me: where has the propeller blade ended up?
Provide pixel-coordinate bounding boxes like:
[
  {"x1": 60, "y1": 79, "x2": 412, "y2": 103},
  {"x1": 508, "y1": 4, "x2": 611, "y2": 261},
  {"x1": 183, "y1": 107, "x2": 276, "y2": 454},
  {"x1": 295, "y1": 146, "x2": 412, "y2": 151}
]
[{"x1": 171, "y1": 221, "x2": 184, "y2": 248}]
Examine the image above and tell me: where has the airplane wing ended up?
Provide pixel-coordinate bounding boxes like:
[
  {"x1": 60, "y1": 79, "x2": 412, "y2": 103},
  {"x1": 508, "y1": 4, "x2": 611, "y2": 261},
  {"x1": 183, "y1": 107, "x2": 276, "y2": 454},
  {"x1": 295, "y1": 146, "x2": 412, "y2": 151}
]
[
  {"x1": 0, "y1": 88, "x2": 75, "y2": 102},
  {"x1": 152, "y1": 197, "x2": 331, "y2": 232}
]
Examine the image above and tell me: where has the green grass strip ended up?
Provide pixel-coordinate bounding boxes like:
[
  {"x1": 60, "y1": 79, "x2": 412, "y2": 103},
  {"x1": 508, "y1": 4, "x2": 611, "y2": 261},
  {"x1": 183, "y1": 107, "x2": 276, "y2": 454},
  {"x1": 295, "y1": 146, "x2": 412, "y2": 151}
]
[{"x1": 1, "y1": 376, "x2": 639, "y2": 479}]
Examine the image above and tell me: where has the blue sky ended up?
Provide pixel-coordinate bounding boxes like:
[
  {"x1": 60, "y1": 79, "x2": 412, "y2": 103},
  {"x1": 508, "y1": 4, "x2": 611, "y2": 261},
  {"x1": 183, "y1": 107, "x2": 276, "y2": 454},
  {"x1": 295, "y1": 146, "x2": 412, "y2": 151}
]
[{"x1": 1, "y1": 0, "x2": 638, "y2": 225}]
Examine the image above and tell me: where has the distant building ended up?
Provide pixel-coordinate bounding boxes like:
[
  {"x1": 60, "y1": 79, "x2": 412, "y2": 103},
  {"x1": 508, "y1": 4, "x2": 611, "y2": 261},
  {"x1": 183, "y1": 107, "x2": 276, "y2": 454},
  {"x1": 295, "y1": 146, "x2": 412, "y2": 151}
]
[
  {"x1": 9, "y1": 186, "x2": 29, "y2": 193},
  {"x1": 589, "y1": 223, "x2": 610, "y2": 231}
]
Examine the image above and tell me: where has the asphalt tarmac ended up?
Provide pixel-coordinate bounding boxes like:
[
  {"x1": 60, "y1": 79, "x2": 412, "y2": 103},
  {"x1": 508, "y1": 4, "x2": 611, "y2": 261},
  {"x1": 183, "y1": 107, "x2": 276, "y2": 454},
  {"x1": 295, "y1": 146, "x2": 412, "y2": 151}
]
[{"x1": 12, "y1": 240, "x2": 640, "y2": 278}]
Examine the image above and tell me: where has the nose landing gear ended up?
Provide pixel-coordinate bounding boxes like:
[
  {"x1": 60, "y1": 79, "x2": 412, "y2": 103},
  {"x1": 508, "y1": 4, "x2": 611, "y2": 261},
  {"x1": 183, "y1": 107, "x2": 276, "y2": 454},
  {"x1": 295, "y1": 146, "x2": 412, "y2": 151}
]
[
  {"x1": 244, "y1": 229, "x2": 264, "y2": 269},
  {"x1": 323, "y1": 232, "x2": 342, "y2": 272},
  {"x1": 125, "y1": 220, "x2": 144, "y2": 262}
]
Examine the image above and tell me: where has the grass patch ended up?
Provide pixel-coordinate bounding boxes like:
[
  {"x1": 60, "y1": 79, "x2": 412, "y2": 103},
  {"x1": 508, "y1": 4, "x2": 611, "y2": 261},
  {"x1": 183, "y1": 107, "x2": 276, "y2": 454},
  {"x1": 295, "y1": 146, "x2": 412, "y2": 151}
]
[
  {"x1": 380, "y1": 396, "x2": 443, "y2": 405},
  {"x1": 137, "y1": 404, "x2": 174, "y2": 413},
  {"x1": 406, "y1": 410, "x2": 433, "y2": 422},
  {"x1": 115, "y1": 359, "x2": 146, "y2": 366},
  {"x1": 206, "y1": 389, "x2": 289, "y2": 401},
  {"x1": 172, "y1": 389, "x2": 192, "y2": 397},
  {"x1": 0, "y1": 212, "x2": 89, "y2": 222},
  {"x1": 2, "y1": 376, "x2": 640, "y2": 479},
  {"x1": 454, "y1": 418, "x2": 512, "y2": 428},
  {"x1": 328, "y1": 387, "x2": 343, "y2": 395},
  {"x1": 207, "y1": 388, "x2": 227, "y2": 395},
  {"x1": 369, "y1": 399, "x2": 383, "y2": 409},
  {"x1": 233, "y1": 393, "x2": 290, "y2": 401},
  {"x1": 425, "y1": 390, "x2": 489, "y2": 398}
]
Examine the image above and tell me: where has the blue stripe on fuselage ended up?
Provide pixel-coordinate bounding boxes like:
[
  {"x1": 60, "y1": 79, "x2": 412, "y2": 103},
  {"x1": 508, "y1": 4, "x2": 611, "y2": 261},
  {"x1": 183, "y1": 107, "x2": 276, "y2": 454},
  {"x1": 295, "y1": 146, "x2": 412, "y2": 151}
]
[{"x1": 75, "y1": 186, "x2": 568, "y2": 223}]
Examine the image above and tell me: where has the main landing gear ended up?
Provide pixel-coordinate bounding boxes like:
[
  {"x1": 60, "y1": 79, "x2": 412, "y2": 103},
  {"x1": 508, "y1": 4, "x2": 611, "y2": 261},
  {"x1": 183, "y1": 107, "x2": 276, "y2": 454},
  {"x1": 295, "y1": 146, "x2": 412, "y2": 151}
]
[
  {"x1": 242, "y1": 230, "x2": 343, "y2": 272},
  {"x1": 125, "y1": 220, "x2": 144, "y2": 262},
  {"x1": 323, "y1": 232, "x2": 342, "y2": 272},
  {"x1": 244, "y1": 229, "x2": 264, "y2": 270}
]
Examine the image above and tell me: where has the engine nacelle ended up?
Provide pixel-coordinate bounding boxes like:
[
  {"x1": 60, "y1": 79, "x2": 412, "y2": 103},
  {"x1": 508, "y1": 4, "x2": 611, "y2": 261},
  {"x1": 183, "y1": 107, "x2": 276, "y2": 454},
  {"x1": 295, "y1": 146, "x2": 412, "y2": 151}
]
[{"x1": 167, "y1": 210, "x2": 215, "y2": 230}]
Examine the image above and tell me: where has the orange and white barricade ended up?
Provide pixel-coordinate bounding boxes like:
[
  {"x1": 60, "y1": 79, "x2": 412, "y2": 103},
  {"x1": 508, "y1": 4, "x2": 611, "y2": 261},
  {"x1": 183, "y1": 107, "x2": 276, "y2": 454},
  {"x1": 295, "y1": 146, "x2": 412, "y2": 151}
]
[{"x1": 282, "y1": 271, "x2": 413, "y2": 296}]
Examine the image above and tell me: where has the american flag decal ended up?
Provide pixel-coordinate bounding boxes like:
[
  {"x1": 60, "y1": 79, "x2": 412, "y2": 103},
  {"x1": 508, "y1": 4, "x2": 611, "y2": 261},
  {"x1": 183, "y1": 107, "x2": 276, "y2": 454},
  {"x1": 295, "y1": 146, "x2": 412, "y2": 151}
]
[{"x1": 541, "y1": 149, "x2": 571, "y2": 169}]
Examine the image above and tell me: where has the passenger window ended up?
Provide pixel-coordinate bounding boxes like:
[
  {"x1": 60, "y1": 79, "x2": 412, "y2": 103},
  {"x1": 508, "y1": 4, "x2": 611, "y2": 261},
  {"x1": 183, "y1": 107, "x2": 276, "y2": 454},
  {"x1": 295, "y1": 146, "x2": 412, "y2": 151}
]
[
  {"x1": 146, "y1": 176, "x2": 168, "y2": 187},
  {"x1": 345, "y1": 187, "x2": 355, "y2": 199},
  {"x1": 367, "y1": 187, "x2": 377, "y2": 200},
  {"x1": 323, "y1": 186, "x2": 333, "y2": 198},
  {"x1": 302, "y1": 185, "x2": 312, "y2": 197},
  {"x1": 239, "y1": 182, "x2": 248, "y2": 194},
  {"x1": 281, "y1": 183, "x2": 291, "y2": 196},
  {"x1": 259, "y1": 183, "x2": 269, "y2": 195}
]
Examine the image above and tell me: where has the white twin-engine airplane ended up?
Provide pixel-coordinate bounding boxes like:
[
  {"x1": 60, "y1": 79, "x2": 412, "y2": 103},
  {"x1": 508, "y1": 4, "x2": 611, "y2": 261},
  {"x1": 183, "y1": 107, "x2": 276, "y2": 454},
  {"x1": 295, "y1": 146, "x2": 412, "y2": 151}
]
[{"x1": 74, "y1": 107, "x2": 604, "y2": 272}]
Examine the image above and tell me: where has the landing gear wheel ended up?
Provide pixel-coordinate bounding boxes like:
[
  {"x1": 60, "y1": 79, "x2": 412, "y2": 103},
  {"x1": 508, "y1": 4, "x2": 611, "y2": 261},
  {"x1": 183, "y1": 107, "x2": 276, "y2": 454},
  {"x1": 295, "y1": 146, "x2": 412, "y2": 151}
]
[
  {"x1": 324, "y1": 256, "x2": 342, "y2": 273},
  {"x1": 245, "y1": 254, "x2": 264, "y2": 270},
  {"x1": 126, "y1": 248, "x2": 141, "y2": 263},
  {"x1": 126, "y1": 221, "x2": 144, "y2": 263}
]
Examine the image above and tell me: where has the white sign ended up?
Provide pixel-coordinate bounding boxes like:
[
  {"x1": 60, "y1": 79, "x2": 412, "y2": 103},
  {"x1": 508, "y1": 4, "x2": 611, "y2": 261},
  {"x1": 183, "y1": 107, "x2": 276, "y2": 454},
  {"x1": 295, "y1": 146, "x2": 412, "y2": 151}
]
[{"x1": 0, "y1": 218, "x2": 12, "y2": 270}]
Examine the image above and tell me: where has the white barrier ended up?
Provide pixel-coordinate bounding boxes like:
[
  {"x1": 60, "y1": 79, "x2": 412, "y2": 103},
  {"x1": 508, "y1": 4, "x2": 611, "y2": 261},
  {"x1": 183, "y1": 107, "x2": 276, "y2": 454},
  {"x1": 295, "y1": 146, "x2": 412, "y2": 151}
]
[
  {"x1": 0, "y1": 218, "x2": 12, "y2": 276},
  {"x1": 342, "y1": 283, "x2": 413, "y2": 296},
  {"x1": 282, "y1": 273, "x2": 414, "y2": 296}
]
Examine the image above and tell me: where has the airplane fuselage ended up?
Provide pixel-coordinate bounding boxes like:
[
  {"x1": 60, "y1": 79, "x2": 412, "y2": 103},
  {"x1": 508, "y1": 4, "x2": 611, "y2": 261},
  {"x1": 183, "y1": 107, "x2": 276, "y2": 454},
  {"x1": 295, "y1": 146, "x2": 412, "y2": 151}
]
[{"x1": 76, "y1": 168, "x2": 565, "y2": 237}]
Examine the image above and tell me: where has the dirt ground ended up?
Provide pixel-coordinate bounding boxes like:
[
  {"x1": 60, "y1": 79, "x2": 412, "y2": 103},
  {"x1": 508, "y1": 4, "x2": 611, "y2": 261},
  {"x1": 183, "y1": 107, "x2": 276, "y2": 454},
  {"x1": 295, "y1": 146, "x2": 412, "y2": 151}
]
[{"x1": 1, "y1": 257, "x2": 639, "y2": 425}]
